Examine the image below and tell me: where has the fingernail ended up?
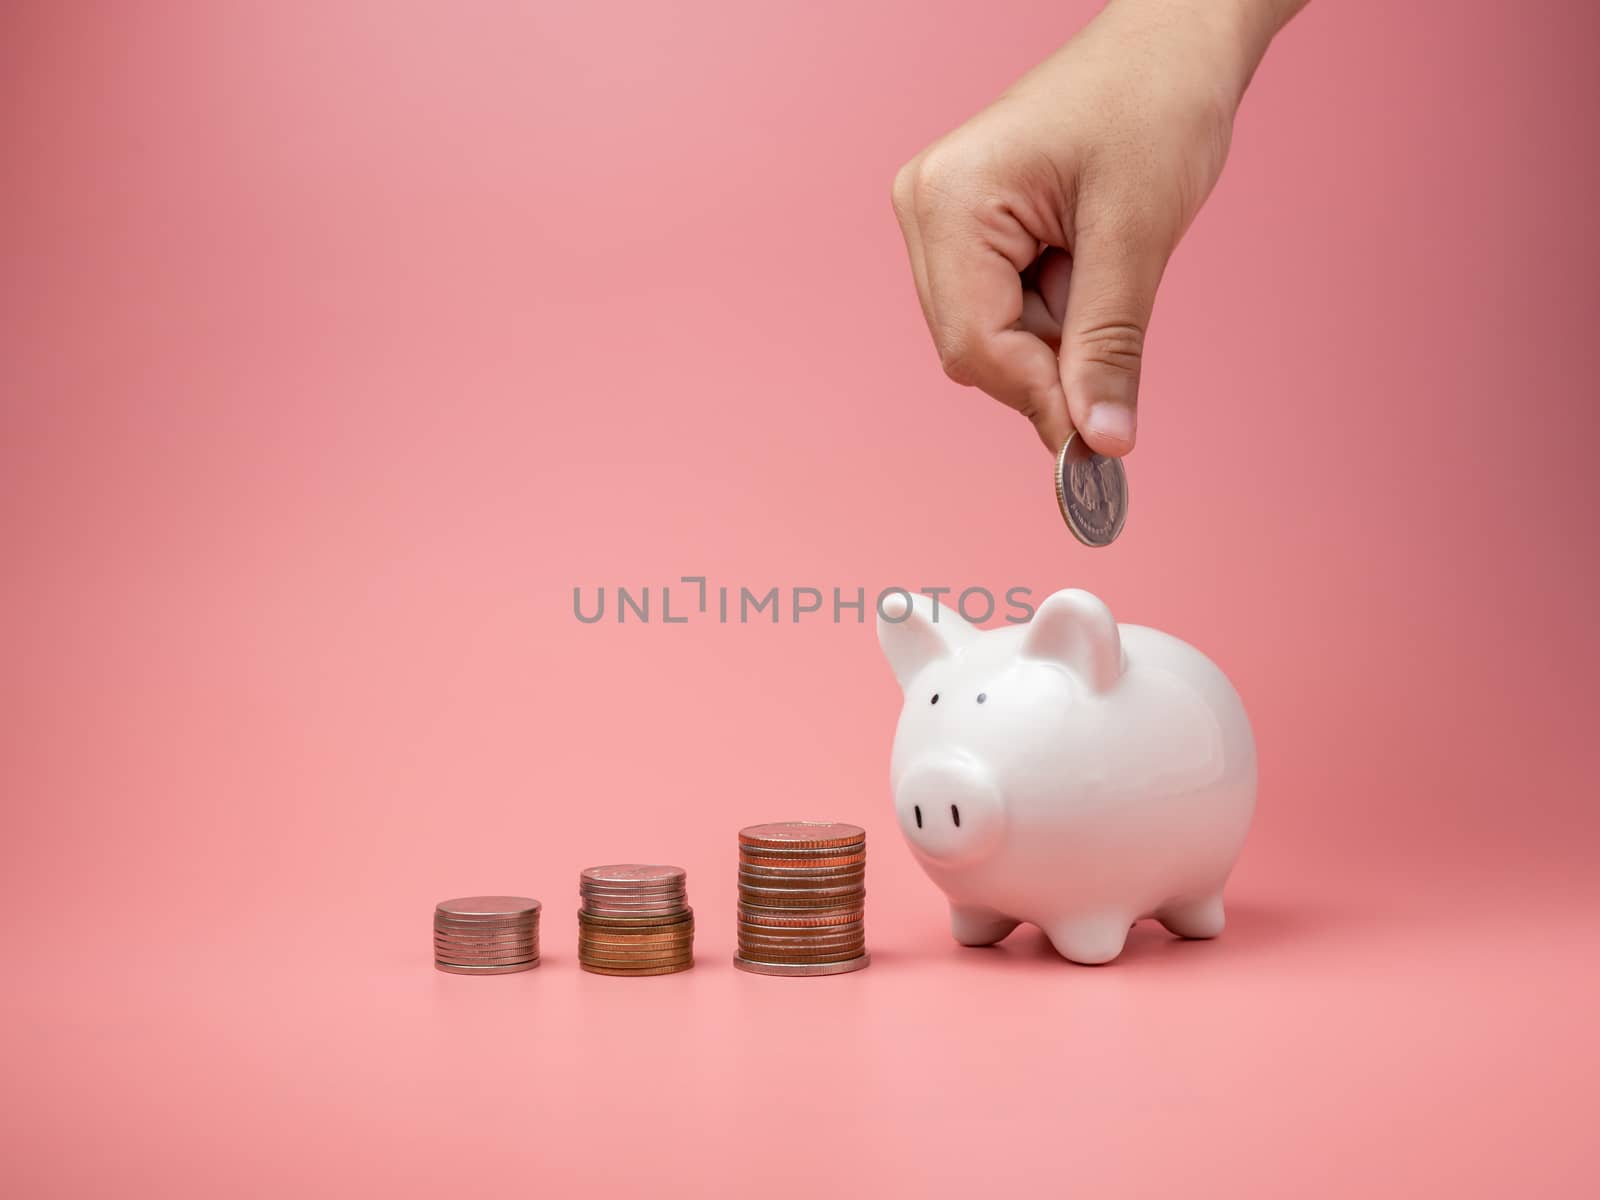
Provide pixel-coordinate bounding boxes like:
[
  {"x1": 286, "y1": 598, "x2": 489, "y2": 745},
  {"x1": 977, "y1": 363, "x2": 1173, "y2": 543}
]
[{"x1": 1085, "y1": 403, "x2": 1135, "y2": 448}]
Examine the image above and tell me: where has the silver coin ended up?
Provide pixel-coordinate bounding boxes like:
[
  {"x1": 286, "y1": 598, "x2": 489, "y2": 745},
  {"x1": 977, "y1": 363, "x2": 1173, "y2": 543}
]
[
  {"x1": 579, "y1": 894, "x2": 688, "y2": 906},
  {"x1": 435, "y1": 959, "x2": 540, "y2": 975},
  {"x1": 433, "y1": 936, "x2": 540, "y2": 951},
  {"x1": 737, "y1": 920, "x2": 864, "y2": 937},
  {"x1": 732, "y1": 864, "x2": 864, "y2": 883},
  {"x1": 435, "y1": 947, "x2": 541, "y2": 962},
  {"x1": 734, "y1": 839, "x2": 865, "y2": 858},
  {"x1": 434, "y1": 934, "x2": 540, "y2": 949},
  {"x1": 1054, "y1": 431, "x2": 1128, "y2": 547},
  {"x1": 580, "y1": 864, "x2": 686, "y2": 885},
  {"x1": 738, "y1": 865, "x2": 865, "y2": 881},
  {"x1": 435, "y1": 896, "x2": 541, "y2": 918},
  {"x1": 732, "y1": 953, "x2": 871, "y2": 977}
]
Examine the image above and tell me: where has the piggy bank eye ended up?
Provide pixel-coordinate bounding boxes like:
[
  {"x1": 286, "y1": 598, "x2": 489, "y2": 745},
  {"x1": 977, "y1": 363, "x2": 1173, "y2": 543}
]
[
  {"x1": 930, "y1": 693, "x2": 939, "y2": 705},
  {"x1": 976, "y1": 692, "x2": 988, "y2": 704}
]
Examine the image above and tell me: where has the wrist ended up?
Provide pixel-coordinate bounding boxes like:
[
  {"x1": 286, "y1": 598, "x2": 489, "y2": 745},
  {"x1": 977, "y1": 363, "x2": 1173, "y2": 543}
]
[
  {"x1": 1203, "y1": 0, "x2": 1308, "y2": 99},
  {"x1": 1100, "y1": 0, "x2": 1304, "y2": 109}
]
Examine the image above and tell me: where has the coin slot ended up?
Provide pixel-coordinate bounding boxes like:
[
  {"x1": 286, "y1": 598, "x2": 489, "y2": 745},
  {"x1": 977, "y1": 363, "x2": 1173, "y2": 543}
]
[
  {"x1": 914, "y1": 805, "x2": 923, "y2": 829},
  {"x1": 951, "y1": 805, "x2": 961, "y2": 828}
]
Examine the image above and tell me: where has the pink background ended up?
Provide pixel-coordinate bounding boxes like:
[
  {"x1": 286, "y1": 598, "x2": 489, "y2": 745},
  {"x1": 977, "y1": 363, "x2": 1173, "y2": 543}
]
[{"x1": 4, "y1": 1, "x2": 1597, "y2": 1195}]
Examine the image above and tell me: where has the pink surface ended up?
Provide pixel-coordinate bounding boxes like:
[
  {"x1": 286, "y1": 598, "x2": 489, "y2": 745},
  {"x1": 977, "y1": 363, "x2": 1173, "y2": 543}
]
[{"x1": 3, "y1": 1, "x2": 1597, "y2": 1195}]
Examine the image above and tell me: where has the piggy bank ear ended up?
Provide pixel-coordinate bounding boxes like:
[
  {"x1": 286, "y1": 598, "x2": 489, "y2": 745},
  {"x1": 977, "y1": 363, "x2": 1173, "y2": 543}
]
[
  {"x1": 1020, "y1": 589, "x2": 1123, "y2": 692},
  {"x1": 877, "y1": 591, "x2": 974, "y2": 691}
]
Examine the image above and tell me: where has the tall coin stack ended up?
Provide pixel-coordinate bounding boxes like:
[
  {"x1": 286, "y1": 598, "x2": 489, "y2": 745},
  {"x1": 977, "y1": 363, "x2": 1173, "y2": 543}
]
[
  {"x1": 577, "y1": 865, "x2": 694, "y2": 976},
  {"x1": 433, "y1": 896, "x2": 542, "y2": 974},
  {"x1": 734, "y1": 821, "x2": 870, "y2": 976}
]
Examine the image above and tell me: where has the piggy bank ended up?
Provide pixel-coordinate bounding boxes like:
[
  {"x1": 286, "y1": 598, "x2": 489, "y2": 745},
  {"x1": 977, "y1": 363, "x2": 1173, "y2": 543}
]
[{"x1": 877, "y1": 588, "x2": 1255, "y2": 964}]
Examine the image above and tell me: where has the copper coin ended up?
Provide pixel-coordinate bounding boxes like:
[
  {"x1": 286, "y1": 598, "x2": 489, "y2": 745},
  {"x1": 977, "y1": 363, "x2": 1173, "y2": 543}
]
[
  {"x1": 739, "y1": 910, "x2": 863, "y2": 925},
  {"x1": 578, "y1": 930, "x2": 693, "y2": 944},
  {"x1": 738, "y1": 933, "x2": 864, "y2": 951},
  {"x1": 577, "y1": 947, "x2": 694, "y2": 962},
  {"x1": 735, "y1": 948, "x2": 866, "y2": 966},
  {"x1": 740, "y1": 852, "x2": 866, "y2": 870},
  {"x1": 738, "y1": 939, "x2": 866, "y2": 957},
  {"x1": 738, "y1": 822, "x2": 866, "y2": 850},
  {"x1": 737, "y1": 923, "x2": 864, "y2": 941},
  {"x1": 732, "y1": 953, "x2": 869, "y2": 976},
  {"x1": 739, "y1": 921, "x2": 864, "y2": 940},
  {"x1": 436, "y1": 960, "x2": 540, "y2": 975},
  {"x1": 577, "y1": 938, "x2": 693, "y2": 952},
  {"x1": 579, "y1": 950, "x2": 691, "y2": 964},
  {"x1": 579, "y1": 953, "x2": 695, "y2": 969},
  {"x1": 738, "y1": 948, "x2": 865, "y2": 965},
  {"x1": 581, "y1": 961, "x2": 694, "y2": 976},
  {"x1": 578, "y1": 912, "x2": 693, "y2": 930}
]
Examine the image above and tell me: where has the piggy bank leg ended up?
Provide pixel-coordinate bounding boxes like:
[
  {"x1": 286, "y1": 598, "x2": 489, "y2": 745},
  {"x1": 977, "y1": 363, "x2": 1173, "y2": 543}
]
[
  {"x1": 1042, "y1": 914, "x2": 1132, "y2": 965},
  {"x1": 1156, "y1": 894, "x2": 1226, "y2": 940},
  {"x1": 949, "y1": 905, "x2": 1020, "y2": 947}
]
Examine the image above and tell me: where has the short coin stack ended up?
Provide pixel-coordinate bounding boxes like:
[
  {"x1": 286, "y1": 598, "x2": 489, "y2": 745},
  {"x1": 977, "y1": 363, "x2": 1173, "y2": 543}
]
[
  {"x1": 434, "y1": 896, "x2": 542, "y2": 974},
  {"x1": 734, "y1": 821, "x2": 870, "y2": 976},
  {"x1": 577, "y1": 865, "x2": 694, "y2": 976}
]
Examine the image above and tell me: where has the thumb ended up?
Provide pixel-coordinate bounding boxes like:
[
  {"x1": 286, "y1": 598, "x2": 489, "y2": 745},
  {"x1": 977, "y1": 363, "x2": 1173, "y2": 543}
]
[{"x1": 1058, "y1": 223, "x2": 1168, "y2": 457}]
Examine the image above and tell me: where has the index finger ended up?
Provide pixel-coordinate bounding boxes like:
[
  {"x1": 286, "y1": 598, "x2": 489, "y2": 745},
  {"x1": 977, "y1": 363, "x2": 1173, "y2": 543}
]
[{"x1": 922, "y1": 216, "x2": 1072, "y2": 453}]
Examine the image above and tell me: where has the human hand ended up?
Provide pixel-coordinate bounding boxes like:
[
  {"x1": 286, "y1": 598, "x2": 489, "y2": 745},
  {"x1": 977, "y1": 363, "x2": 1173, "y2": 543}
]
[{"x1": 892, "y1": 0, "x2": 1305, "y2": 455}]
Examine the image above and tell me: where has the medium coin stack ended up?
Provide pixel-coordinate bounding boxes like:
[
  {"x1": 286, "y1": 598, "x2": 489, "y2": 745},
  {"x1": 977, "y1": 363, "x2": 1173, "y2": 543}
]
[
  {"x1": 734, "y1": 821, "x2": 870, "y2": 976},
  {"x1": 434, "y1": 896, "x2": 541, "y2": 974},
  {"x1": 577, "y1": 864, "x2": 694, "y2": 976}
]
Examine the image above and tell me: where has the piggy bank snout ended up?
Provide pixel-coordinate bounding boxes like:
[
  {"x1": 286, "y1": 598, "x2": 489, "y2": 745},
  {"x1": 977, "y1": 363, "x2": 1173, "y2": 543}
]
[{"x1": 894, "y1": 757, "x2": 1005, "y2": 865}]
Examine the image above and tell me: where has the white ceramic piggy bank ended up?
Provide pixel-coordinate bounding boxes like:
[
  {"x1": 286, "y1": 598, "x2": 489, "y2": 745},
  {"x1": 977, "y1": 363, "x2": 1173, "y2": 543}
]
[{"x1": 877, "y1": 588, "x2": 1255, "y2": 964}]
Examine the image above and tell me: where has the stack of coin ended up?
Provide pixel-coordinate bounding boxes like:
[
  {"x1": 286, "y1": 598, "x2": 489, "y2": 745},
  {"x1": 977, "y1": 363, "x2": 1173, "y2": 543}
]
[
  {"x1": 433, "y1": 896, "x2": 541, "y2": 974},
  {"x1": 734, "y1": 821, "x2": 870, "y2": 976},
  {"x1": 577, "y1": 865, "x2": 694, "y2": 976}
]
